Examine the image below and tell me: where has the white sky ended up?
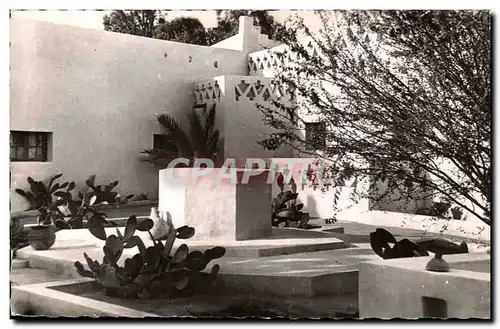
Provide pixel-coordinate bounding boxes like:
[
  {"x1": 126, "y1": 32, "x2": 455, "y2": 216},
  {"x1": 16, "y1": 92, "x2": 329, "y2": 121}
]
[{"x1": 10, "y1": 10, "x2": 323, "y2": 31}]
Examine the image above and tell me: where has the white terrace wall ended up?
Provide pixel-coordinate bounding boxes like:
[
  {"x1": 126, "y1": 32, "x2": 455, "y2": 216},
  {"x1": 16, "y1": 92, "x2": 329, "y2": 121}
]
[
  {"x1": 10, "y1": 18, "x2": 248, "y2": 212},
  {"x1": 268, "y1": 158, "x2": 369, "y2": 220},
  {"x1": 193, "y1": 75, "x2": 295, "y2": 167}
]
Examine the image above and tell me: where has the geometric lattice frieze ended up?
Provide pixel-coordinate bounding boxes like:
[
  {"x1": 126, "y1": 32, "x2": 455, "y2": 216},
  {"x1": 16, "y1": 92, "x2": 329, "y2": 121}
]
[
  {"x1": 233, "y1": 79, "x2": 293, "y2": 103},
  {"x1": 193, "y1": 80, "x2": 221, "y2": 105},
  {"x1": 247, "y1": 38, "x2": 320, "y2": 74}
]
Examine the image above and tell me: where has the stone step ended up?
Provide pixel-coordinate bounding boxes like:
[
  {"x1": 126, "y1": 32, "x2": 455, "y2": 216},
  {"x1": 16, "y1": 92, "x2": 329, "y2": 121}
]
[
  {"x1": 307, "y1": 225, "x2": 345, "y2": 234},
  {"x1": 15, "y1": 244, "x2": 368, "y2": 298},
  {"x1": 190, "y1": 239, "x2": 347, "y2": 258},
  {"x1": 11, "y1": 259, "x2": 29, "y2": 270},
  {"x1": 212, "y1": 248, "x2": 378, "y2": 297},
  {"x1": 14, "y1": 226, "x2": 365, "y2": 299},
  {"x1": 321, "y1": 227, "x2": 345, "y2": 234},
  {"x1": 215, "y1": 265, "x2": 359, "y2": 298},
  {"x1": 10, "y1": 268, "x2": 72, "y2": 286},
  {"x1": 19, "y1": 227, "x2": 349, "y2": 259}
]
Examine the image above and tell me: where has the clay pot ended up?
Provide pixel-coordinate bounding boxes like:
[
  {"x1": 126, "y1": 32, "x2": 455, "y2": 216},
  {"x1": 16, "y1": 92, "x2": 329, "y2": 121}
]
[{"x1": 28, "y1": 225, "x2": 56, "y2": 250}]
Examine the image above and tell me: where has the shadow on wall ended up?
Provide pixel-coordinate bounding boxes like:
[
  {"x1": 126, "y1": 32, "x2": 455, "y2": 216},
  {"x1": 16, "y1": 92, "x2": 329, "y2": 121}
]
[
  {"x1": 369, "y1": 178, "x2": 434, "y2": 215},
  {"x1": 306, "y1": 194, "x2": 319, "y2": 219}
]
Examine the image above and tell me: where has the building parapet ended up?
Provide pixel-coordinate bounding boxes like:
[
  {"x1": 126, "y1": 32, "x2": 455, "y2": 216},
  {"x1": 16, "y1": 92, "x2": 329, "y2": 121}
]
[
  {"x1": 194, "y1": 75, "x2": 295, "y2": 105},
  {"x1": 247, "y1": 36, "x2": 319, "y2": 77}
]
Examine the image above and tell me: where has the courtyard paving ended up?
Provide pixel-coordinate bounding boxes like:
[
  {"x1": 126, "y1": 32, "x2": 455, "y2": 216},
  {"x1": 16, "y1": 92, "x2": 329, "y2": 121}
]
[
  {"x1": 309, "y1": 219, "x2": 490, "y2": 251},
  {"x1": 10, "y1": 207, "x2": 489, "y2": 317}
]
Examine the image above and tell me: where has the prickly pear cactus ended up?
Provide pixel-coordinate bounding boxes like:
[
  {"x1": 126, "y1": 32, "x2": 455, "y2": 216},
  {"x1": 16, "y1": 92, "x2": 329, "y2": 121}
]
[
  {"x1": 74, "y1": 215, "x2": 226, "y2": 299},
  {"x1": 272, "y1": 176, "x2": 310, "y2": 228}
]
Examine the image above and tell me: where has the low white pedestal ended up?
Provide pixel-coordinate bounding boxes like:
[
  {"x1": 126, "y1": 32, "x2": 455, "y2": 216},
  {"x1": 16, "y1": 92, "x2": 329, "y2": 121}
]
[{"x1": 159, "y1": 168, "x2": 272, "y2": 241}]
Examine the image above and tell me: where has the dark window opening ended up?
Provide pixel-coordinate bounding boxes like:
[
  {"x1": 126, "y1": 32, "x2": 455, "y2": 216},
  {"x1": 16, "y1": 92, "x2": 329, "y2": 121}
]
[
  {"x1": 10, "y1": 131, "x2": 51, "y2": 162},
  {"x1": 422, "y1": 297, "x2": 448, "y2": 319},
  {"x1": 305, "y1": 122, "x2": 326, "y2": 150},
  {"x1": 153, "y1": 134, "x2": 166, "y2": 150}
]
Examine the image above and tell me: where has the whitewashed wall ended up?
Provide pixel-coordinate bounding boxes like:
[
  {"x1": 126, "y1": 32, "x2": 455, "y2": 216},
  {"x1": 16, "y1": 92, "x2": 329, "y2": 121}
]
[{"x1": 10, "y1": 17, "x2": 248, "y2": 212}]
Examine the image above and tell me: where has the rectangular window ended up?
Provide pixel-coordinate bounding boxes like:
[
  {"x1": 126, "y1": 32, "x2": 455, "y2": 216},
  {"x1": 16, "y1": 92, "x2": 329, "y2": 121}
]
[
  {"x1": 305, "y1": 122, "x2": 326, "y2": 150},
  {"x1": 10, "y1": 131, "x2": 51, "y2": 162},
  {"x1": 153, "y1": 134, "x2": 165, "y2": 149}
]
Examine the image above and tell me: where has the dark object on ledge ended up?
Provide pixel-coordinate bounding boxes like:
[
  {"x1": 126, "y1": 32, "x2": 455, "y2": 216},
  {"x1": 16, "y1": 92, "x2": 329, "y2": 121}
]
[
  {"x1": 369, "y1": 228, "x2": 469, "y2": 260},
  {"x1": 425, "y1": 253, "x2": 450, "y2": 272},
  {"x1": 416, "y1": 238, "x2": 468, "y2": 273},
  {"x1": 370, "y1": 228, "x2": 429, "y2": 259},
  {"x1": 450, "y1": 206, "x2": 464, "y2": 220},
  {"x1": 415, "y1": 238, "x2": 469, "y2": 255}
]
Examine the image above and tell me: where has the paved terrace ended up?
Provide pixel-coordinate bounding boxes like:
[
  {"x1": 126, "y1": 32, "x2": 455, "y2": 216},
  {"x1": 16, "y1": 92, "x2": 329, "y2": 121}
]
[{"x1": 11, "y1": 213, "x2": 489, "y2": 317}]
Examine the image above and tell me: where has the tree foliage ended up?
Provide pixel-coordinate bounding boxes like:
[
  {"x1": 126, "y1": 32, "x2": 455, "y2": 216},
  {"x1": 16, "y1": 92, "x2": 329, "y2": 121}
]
[
  {"x1": 207, "y1": 10, "x2": 286, "y2": 45},
  {"x1": 258, "y1": 11, "x2": 491, "y2": 225},
  {"x1": 155, "y1": 17, "x2": 209, "y2": 45},
  {"x1": 103, "y1": 10, "x2": 163, "y2": 38},
  {"x1": 102, "y1": 10, "x2": 286, "y2": 46}
]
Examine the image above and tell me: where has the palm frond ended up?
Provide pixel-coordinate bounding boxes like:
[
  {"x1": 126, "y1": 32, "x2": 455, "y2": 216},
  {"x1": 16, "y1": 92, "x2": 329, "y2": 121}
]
[
  {"x1": 204, "y1": 103, "x2": 217, "y2": 138},
  {"x1": 156, "y1": 113, "x2": 193, "y2": 157},
  {"x1": 141, "y1": 148, "x2": 178, "y2": 162},
  {"x1": 156, "y1": 113, "x2": 183, "y2": 132},
  {"x1": 187, "y1": 110, "x2": 206, "y2": 156},
  {"x1": 154, "y1": 133, "x2": 180, "y2": 153},
  {"x1": 145, "y1": 105, "x2": 221, "y2": 165},
  {"x1": 207, "y1": 130, "x2": 220, "y2": 156}
]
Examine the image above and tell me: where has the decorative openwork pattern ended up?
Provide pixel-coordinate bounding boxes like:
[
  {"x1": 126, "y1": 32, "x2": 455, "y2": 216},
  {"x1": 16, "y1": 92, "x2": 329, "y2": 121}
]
[
  {"x1": 234, "y1": 78, "x2": 295, "y2": 103},
  {"x1": 248, "y1": 38, "x2": 320, "y2": 74},
  {"x1": 193, "y1": 77, "x2": 296, "y2": 104},
  {"x1": 194, "y1": 79, "x2": 221, "y2": 105},
  {"x1": 248, "y1": 50, "x2": 294, "y2": 72}
]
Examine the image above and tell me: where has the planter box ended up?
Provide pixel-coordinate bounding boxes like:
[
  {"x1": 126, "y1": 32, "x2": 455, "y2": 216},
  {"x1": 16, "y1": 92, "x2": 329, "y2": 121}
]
[
  {"x1": 11, "y1": 278, "x2": 358, "y2": 318},
  {"x1": 358, "y1": 253, "x2": 491, "y2": 319}
]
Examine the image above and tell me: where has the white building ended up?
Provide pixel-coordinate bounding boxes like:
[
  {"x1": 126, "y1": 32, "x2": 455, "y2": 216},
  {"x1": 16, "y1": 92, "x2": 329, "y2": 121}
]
[
  {"x1": 10, "y1": 15, "x2": 489, "y2": 240},
  {"x1": 10, "y1": 16, "x2": 294, "y2": 211}
]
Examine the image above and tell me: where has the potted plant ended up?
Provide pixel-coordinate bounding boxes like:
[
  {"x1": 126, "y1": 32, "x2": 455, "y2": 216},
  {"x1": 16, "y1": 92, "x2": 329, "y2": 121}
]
[
  {"x1": 28, "y1": 204, "x2": 60, "y2": 250},
  {"x1": 27, "y1": 190, "x2": 114, "y2": 250},
  {"x1": 451, "y1": 206, "x2": 464, "y2": 220},
  {"x1": 22, "y1": 178, "x2": 76, "y2": 250}
]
